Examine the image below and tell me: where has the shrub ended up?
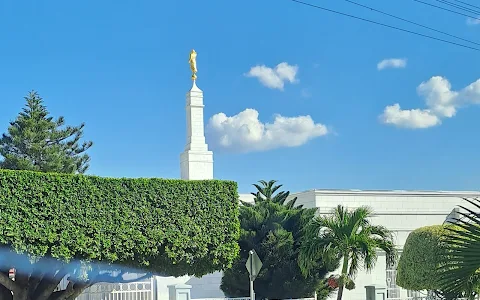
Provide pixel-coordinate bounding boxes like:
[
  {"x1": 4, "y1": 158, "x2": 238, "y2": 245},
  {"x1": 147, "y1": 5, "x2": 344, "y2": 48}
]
[
  {"x1": 0, "y1": 169, "x2": 240, "y2": 277},
  {"x1": 396, "y1": 225, "x2": 453, "y2": 291}
]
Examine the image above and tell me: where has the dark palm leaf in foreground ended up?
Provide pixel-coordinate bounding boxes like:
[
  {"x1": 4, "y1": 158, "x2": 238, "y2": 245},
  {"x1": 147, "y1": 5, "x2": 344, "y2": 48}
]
[{"x1": 437, "y1": 198, "x2": 480, "y2": 298}]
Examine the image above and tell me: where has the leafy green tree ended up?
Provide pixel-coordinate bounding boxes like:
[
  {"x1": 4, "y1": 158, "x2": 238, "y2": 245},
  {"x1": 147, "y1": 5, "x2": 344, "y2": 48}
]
[
  {"x1": 397, "y1": 225, "x2": 451, "y2": 292},
  {"x1": 299, "y1": 205, "x2": 397, "y2": 300},
  {"x1": 437, "y1": 198, "x2": 480, "y2": 299},
  {"x1": 221, "y1": 180, "x2": 336, "y2": 300},
  {"x1": 0, "y1": 91, "x2": 93, "y2": 173},
  {"x1": 396, "y1": 225, "x2": 470, "y2": 299},
  {"x1": 0, "y1": 170, "x2": 240, "y2": 300}
]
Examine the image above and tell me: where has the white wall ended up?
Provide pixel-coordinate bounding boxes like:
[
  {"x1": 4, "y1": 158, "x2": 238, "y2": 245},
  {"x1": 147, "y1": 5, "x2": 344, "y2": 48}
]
[
  {"x1": 146, "y1": 190, "x2": 480, "y2": 300},
  {"x1": 288, "y1": 189, "x2": 480, "y2": 300},
  {"x1": 155, "y1": 275, "x2": 191, "y2": 299},
  {"x1": 239, "y1": 193, "x2": 254, "y2": 204}
]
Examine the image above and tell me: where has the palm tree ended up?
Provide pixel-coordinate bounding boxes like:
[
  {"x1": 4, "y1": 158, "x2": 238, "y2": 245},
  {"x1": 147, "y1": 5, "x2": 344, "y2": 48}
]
[
  {"x1": 299, "y1": 205, "x2": 397, "y2": 300},
  {"x1": 436, "y1": 198, "x2": 480, "y2": 299},
  {"x1": 249, "y1": 180, "x2": 298, "y2": 209}
]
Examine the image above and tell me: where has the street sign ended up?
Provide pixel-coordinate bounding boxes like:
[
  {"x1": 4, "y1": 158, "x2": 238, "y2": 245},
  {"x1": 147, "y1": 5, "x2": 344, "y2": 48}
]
[
  {"x1": 8, "y1": 269, "x2": 15, "y2": 281},
  {"x1": 245, "y1": 250, "x2": 262, "y2": 281}
]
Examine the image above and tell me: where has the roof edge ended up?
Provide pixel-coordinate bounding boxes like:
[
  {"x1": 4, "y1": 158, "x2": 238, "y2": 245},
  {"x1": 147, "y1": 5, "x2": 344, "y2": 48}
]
[{"x1": 290, "y1": 189, "x2": 480, "y2": 197}]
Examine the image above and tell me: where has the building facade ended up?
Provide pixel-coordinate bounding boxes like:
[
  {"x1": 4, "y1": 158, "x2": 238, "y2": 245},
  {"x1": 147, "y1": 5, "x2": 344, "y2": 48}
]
[
  {"x1": 76, "y1": 56, "x2": 480, "y2": 300},
  {"x1": 273, "y1": 189, "x2": 480, "y2": 299},
  {"x1": 173, "y1": 65, "x2": 480, "y2": 299},
  {"x1": 162, "y1": 190, "x2": 480, "y2": 299}
]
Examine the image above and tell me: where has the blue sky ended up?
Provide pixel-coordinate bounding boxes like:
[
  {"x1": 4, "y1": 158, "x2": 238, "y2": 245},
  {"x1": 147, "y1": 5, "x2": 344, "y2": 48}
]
[{"x1": 1, "y1": 0, "x2": 480, "y2": 193}]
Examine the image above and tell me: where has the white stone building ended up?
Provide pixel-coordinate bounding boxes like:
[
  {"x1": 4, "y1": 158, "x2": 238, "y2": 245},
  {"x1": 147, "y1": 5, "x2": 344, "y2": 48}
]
[
  {"x1": 76, "y1": 68, "x2": 480, "y2": 300},
  {"x1": 265, "y1": 189, "x2": 480, "y2": 299},
  {"x1": 173, "y1": 77, "x2": 480, "y2": 299}
]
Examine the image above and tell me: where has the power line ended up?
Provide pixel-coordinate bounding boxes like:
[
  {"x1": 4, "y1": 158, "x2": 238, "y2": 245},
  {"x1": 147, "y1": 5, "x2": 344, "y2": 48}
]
[
  {"x1": 289, "y1": 0, "x2": 480, "y2": 52},
  {"x1": 413, "y1": 0, "x2": 480, "y2": 22},
  {"x1": 450, "y1": 0, "x2": 480, "y2": 11},
  {"x1": 436, "y1": 0, "x2": 480, "y2": 14},
  {"x1": 434, "y1": 0, "x2": 480, "y2": 15},
  {"x1": 342, "y1": 0, "x2": 480, "y2": 46}
]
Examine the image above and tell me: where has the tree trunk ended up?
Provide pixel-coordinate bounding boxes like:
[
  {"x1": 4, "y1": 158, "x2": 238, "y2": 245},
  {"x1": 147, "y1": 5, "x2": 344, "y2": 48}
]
[
  {"x1": 336, "y1": 285, "x2": 344, "y2": 300},
  {"x1": 12, "y1": 290, "x2": 27, "y2": 300},
  {"x1": 336, "y1": 254, "x2": 349, "y2": 300},
  {"x1": 0, "y1": 287, "x2": 12, "y2": 300},
  {"x1": 0, "y1": 271, "x2": 13, "y2": 300}
]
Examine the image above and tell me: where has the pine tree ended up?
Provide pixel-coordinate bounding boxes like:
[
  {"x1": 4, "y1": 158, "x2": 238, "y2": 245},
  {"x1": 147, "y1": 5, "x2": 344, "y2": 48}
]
[{"x1": 0, "y1": 91, "x2": 93, "y2": 173}]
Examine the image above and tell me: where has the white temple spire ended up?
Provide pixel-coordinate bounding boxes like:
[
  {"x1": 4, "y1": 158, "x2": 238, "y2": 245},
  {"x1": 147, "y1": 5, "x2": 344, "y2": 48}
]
[{"x1": 180, "y1": 50, "x2": 213, "y2": 180}]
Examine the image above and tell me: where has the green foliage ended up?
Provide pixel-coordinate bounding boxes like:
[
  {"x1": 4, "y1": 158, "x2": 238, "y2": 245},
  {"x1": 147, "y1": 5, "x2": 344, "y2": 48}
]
[
  {"x1": 249, "y1": 179, "x2": 298, "y2": 209},
  {"x1": 0, "y1": 170, "x2": 240, "y2": 285},
  {"x1": 437, "y1": 198, "x2": 480, "y2": 299},
  {"x1": 221, "y1": 180, "x2": 335, "y2": 300},
  {"x1": 397, "y1": 218, "x2": 479, "y2": 299},
  {"x1": 299, "y1": 205, "x2": 397, "y2": 300},
  {"x1": 0, "y1": 91, "x2": 93, "y2": 174},
  {"x1": 396, "y1": 225, "x2": 450, "y2": 291}
]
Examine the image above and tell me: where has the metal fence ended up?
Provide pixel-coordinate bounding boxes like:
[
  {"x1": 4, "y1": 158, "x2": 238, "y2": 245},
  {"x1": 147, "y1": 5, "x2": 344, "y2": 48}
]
[
  {"x1": 387, "y1": 296, "x2": 468, "y2": 300},
  {"x1": 76, "y1": 278, "x2": 155, "y2": 300},
  {"x1": 192, "y1": 298, "x2": 250, "y2": 300},
  {"x1": 192, "y1": 298, "x2": 314, "y2": 300}
]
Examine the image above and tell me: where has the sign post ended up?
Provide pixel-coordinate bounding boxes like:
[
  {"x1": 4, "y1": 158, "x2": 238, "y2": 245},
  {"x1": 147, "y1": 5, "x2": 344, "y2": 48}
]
[{"x1": 245, "y1": 249, "x2": 262, "y2": 300}]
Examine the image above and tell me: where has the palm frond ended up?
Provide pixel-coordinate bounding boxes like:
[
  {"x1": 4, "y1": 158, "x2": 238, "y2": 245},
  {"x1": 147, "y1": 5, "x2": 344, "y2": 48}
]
[
  {"x1": 437, "y1": 198, "x2": 480, "y2": 296},
  {"x1": 285, "y1": 197, "x2": 298, "y2": 209},
  {"x1": 461, "y1": 197, "x2": 480, "y2": 214},
  {"x1": 348, "y1": 251, "x2": 360, "y2": 277},
  {"x1": 258, "y1": 179, "x2": 269, "y2": 187},
  {"x1": 348, "y1": 206, "x2": 373, "y2": 236},
  {"x1": 299, "y1": 235, "x2": 333, "y2": 276},
  {"x1": 300, "y1": 204, "x2": 395, "y2": 288},
  {"x1": 353, "y1": 235, "x2": 376, "y2": 272},
  {"x1": 270, "y1": 183, "x2": 282, "y2": 197},
  {"x1": 252, "y1": 185, "x2": 265, "y2": 198}
]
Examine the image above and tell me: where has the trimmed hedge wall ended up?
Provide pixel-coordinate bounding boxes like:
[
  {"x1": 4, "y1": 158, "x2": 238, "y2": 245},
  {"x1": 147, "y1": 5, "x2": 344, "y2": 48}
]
[
  {"x1": 0, "y1": 170, "x2": 240, "y2": 276},
  {"x1": 396, "y1": 225, "x2": 454, "y2": 291}
]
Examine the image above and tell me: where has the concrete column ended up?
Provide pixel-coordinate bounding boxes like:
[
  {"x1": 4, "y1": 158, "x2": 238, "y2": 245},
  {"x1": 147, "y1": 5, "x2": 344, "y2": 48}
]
[
  {"x1": 365, "y1": 285, "x2": 386, "y2": 300},
  {"x1": 168, "y1": 284, "x2": 192, "y2": 300}
]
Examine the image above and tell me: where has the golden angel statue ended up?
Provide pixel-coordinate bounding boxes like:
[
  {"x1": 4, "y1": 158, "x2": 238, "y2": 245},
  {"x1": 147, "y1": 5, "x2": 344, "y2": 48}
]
[{"x1": 189, "y1": 49, "x2": 198, "y2": 80}]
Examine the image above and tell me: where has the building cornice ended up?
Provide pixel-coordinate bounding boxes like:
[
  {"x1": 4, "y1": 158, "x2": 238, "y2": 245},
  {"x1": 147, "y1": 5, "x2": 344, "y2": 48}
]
[
  {"x1": 316, "y1": 209, "x2": 457, "y2": 215},
  {"x1": 306, "y1": 189, "x2": 480, "y2": 197}
]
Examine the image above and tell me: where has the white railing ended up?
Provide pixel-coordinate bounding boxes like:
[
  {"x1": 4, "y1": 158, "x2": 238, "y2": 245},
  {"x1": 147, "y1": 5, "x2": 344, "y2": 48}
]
[
  {"x1": 387, "y1": 296, "x2": 468, "y2": 300},
  {"x1": 193, "y1": 298, "x2": 314, "y2": 300},
  {"x1": 386, "y1": 267, "x2": 401, "y2": 299},
  {"x1": 76, "y1": 278, "x2": 155, "y2": 300},
  {"x1": 193, "y1": 298, "x2": 250, "y2": 300},
  {"x1": 192, "y1": 298, "x2": 314, "y2": 300}
]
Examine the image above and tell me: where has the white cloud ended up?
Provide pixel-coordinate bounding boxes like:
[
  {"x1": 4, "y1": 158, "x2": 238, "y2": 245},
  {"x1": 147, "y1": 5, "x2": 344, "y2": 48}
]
[
  {"x1": 380, "y1": 76, "x2": 480, "y2": 129},
  {"x1": 377, "y1": 58, "x2": 407, "y2": 70},
  {"x1": 245, "y1": 62, "x2": 298, "y2": 90},
  {"x1": 417, "y1": 76, "x2": 458, "y2": 118},
  {"x1": 207, "y1": 108, "x2": 328, "y2": 153},
  {"x1": 467, "y1": 17, "x2": 480, "y2": 25},
  {"x1": 380, "y1": 104, "x2": 441, "y2": 129}
]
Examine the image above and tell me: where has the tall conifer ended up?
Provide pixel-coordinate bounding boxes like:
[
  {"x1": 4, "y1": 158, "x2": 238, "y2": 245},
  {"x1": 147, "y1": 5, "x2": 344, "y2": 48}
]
[{"x1": 0, "y1": 91, "x2": 93, "y2": 173}]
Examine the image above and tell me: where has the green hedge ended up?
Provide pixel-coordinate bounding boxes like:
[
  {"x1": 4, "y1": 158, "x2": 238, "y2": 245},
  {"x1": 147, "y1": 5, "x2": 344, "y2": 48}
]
[
  {"x1": 396, "y1": 225, "x2": 455, "y2": 291},
  {"x1": 0, "y1": 170, "x2": 240, "y2": 277}
]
